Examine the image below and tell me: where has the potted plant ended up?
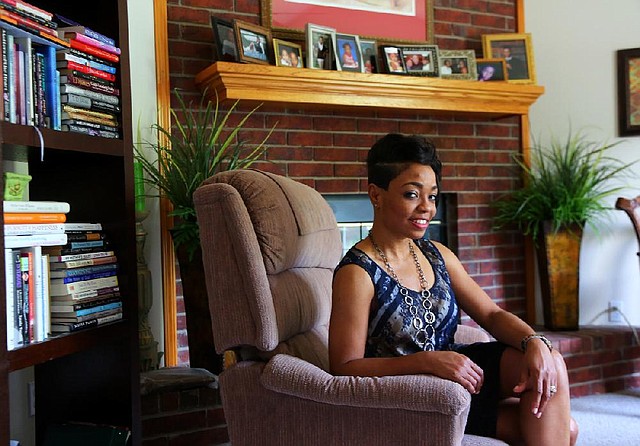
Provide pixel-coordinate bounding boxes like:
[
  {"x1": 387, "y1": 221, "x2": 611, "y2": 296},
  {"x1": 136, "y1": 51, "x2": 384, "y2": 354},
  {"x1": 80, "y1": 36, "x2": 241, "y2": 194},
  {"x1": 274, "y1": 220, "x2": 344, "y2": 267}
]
[
  {"x1": 134, "y1": 88, "x2": 275, "y2": 373},
  {"x1": 493, "y1": 130, "x2": 635, "y2": 330}
]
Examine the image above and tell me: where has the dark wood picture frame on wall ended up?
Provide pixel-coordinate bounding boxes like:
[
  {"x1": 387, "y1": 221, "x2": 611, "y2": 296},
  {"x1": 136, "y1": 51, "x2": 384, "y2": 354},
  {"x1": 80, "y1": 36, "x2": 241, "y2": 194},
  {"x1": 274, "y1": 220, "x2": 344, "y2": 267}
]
[
  {"x1": 617, "y1": 47, "x2": 640, "y2": 136},
  {"x1": 261, "y1": 0, "x2": 434, "y2": 44},
  {"x1": 211, "y1": 17, "x2": 238, "y2": 62}
]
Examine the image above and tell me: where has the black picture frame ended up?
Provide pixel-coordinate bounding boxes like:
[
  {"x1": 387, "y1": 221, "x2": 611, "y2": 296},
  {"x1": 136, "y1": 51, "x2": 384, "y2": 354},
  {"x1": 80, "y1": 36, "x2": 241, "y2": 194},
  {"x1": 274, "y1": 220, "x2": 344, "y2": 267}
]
[
  {"x1": 617, "y1": 47, "x2": 640, "y2": 136},
  {"x1": 211, "y1": 17, "x2": 238, "y2": 62}
]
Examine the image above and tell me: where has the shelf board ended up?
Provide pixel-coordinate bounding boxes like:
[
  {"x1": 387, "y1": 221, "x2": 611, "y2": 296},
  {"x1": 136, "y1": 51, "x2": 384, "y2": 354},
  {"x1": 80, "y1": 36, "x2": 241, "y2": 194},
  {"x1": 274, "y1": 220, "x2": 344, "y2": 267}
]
[
  {"x1": 195, "y1": 61, "x2": 544, "y2": 117},
  {"x1": 7, "y1": 322, "x2": 128, "y2": 371},
  {"x1": 0, "y1": 122, "x2": 125, "y2": 156}
]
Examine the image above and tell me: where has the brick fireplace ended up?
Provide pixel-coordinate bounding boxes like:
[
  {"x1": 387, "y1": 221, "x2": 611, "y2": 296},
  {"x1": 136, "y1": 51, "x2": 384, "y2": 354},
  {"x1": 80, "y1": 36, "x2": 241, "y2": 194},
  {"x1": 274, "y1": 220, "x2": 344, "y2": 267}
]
[{"x1": 167, "y1": 0, "x2": 527, "y2": 364}]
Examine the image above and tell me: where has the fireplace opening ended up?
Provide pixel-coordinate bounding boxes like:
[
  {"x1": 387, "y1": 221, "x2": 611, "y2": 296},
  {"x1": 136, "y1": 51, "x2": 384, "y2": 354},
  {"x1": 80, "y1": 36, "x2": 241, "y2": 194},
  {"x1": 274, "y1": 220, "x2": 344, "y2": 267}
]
[{"x1": 323, "y1": 193, "x2": 458, "y2": 255}]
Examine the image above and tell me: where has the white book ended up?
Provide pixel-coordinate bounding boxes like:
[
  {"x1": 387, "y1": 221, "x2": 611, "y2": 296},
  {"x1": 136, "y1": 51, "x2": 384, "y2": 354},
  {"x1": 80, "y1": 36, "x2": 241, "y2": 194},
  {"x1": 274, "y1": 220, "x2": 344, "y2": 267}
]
[
  {"x1": 4, "y1": 224, "x2": 67, "y2": 236},
  {"x1": 5, "y1": 249, "x2": 15, "y2": 350},
  {"x1": 41, "y1": 254, "x2": 51, "y2": 339},
  {"x1": 4, "y1": 233, "x2": 68, "y2": 249},
  {"x1": 3, "y1": 200, "x2": 71, "y2": 213},
  {"x1": 50, "y1": 275, "x2": 118, "y2": 296}
]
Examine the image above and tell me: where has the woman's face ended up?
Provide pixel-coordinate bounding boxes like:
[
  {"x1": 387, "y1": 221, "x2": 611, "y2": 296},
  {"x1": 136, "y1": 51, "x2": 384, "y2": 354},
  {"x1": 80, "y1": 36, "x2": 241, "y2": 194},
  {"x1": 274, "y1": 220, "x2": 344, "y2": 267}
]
[{"x1": 371, "y1": 163, "x2": 438, "y2": 239}]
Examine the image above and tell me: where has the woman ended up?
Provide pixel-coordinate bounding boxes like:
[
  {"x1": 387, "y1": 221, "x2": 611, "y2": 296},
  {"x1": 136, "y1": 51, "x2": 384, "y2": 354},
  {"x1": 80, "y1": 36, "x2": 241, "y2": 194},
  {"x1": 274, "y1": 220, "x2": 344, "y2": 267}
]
[{"x1": 329, "y1": 134, "x2": 578, "y2": 445}]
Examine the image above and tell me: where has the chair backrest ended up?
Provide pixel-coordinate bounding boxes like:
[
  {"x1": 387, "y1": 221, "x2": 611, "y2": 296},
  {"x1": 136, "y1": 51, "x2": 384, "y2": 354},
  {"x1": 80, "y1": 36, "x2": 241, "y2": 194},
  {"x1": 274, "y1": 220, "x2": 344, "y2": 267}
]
[
  {"x1": 616, "y1": 196, "x2": 640, "y2": 256},
  {"x1": 193, "y1": 169, "x2": 343, "y2": 371}
]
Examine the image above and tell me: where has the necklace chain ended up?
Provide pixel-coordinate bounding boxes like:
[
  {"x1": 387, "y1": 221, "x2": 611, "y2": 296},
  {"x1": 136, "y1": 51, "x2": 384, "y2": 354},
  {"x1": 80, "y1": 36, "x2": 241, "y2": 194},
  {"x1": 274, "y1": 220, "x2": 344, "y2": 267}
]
[{"x1": 368, "y1": 231, "x2": 436, "y2": 351}]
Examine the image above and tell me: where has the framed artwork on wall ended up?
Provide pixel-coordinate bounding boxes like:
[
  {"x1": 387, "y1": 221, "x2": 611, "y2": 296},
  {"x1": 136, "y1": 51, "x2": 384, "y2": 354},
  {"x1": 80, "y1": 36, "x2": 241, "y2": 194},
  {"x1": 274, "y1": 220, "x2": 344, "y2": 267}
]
[
  {"x1": 274, "y1": 38, "x2": 304, "y2": 67},
  {"x1": 482, "y1": 33, "x2": 536, "y2": 84},
  {"x1": 476, "y1": 58, "x2": 508, "y2": 81},
  {"x1": 262, "y1": 0, "x2": 434, "y2": 44},
  {"x1": 305, "y1": 23, "x2": 337, "y2": 70},
  {"x1": 234, "y1": 19, "x2": 272, "y2": 65},
  {"x1": 617, "y1": 47, "x2": 640, "y2": 136},
  {"x1": 211, "y1": 17, "x2": 238, "y2": 62},
  {"x1": 438, "y1": 49, "x2": 477, "y2": 80},
  {"x1": 400, "y1": 45, "x2": 440, "y2": 77}
]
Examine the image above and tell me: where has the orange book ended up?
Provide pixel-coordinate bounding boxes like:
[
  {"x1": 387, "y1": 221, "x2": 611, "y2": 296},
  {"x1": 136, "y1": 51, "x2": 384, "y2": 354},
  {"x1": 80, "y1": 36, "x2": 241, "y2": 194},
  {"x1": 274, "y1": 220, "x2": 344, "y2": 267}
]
[{"x1": 4, "y1": 213, "x2": 67, "y2": 224}]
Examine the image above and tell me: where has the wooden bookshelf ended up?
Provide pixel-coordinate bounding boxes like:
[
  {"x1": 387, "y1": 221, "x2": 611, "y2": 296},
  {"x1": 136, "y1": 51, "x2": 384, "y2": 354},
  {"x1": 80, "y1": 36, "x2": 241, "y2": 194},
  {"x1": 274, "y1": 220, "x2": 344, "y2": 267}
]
[
  {"x1": 0, "y1": 1, "x2": 139, "y2": 444},
  {"x1": 195, "y1": 61, "x2": 545, "y2": 118}
]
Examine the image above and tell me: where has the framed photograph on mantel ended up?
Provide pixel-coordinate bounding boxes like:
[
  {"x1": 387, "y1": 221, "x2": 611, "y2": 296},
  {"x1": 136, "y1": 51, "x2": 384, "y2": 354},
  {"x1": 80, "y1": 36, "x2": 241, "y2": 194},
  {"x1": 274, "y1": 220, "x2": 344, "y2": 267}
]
[
  {"x1": 234, "y1": 20, "x2": 272, "y2": 65},
  {"x1": 617, "y1": 47, "x2": 640, "y2": 136},
  {"x1": 482, "y1": 33, "x2": 536, "y2": 84},
  {"x1": 262, "y1": 0, "x2": 434, "y2": 44}
]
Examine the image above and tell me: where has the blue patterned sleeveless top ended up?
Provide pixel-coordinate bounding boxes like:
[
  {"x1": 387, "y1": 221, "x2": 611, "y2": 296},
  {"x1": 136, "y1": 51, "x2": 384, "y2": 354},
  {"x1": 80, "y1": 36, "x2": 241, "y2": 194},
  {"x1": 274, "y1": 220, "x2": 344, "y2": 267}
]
[{"x1": 335, "y1": 238, "x2": 459, "y2": 357}]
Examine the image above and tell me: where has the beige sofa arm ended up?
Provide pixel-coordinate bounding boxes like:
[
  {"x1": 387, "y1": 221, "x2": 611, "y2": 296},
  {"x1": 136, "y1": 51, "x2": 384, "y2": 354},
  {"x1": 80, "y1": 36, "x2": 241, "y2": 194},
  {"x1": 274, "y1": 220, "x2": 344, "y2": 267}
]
[{"x1": 260, "y1": 353, "x2": 471, "y2": 416}]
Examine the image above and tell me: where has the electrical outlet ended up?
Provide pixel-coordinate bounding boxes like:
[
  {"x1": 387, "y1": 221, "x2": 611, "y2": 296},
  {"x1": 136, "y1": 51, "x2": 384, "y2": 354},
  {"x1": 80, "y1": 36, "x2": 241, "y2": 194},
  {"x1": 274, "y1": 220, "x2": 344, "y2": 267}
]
[
  {"x1": 609, "y1": 300, "x2": 623, "y2": 323},
  {"x1": 27, "y1": 381, "x2": 35, "y2": 416}
]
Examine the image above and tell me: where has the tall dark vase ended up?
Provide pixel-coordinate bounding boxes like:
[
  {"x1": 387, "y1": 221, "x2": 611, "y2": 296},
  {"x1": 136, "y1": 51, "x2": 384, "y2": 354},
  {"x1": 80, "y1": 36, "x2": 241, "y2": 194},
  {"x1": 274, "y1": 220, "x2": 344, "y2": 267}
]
[
  {"x1": 175, "y1": 243, "x2": 224, "y2": 374},
  {"x1": 535, "y1": 221, "x2": 582, "y2": 331}
]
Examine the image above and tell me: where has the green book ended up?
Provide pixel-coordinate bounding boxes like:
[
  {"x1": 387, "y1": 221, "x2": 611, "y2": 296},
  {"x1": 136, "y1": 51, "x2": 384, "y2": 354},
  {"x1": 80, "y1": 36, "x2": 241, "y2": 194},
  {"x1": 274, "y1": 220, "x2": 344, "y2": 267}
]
[{"x1": 43, "y1": 423, "x2": 130, "y2": 446}]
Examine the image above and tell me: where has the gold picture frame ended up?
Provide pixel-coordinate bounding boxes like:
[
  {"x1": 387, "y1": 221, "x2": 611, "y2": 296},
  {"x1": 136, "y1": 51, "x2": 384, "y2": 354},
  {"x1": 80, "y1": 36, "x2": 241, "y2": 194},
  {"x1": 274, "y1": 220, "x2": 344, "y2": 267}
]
[
  {"x1": 482, "y1": 33, "x2": 535, "y2": 84},
  {"x1": 273, "y1": 38, "x2": 304, "y2": 67},
  {"x1": 438, "y1": 49, "x2": 477, "y2": 80}
]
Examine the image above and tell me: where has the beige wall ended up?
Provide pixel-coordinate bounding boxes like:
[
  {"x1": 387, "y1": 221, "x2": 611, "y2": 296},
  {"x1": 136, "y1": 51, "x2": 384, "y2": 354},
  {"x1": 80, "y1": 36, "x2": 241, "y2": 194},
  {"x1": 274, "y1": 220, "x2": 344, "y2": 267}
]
[{"x1": 526, "y1": 0, "x2": 640, "y2": 326}]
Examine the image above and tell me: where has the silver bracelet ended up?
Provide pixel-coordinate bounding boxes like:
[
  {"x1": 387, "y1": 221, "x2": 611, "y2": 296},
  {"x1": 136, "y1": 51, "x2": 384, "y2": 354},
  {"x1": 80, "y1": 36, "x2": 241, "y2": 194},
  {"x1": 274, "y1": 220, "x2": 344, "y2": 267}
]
[{"x1": 521, "y1": 333, "x2": 553, "y2": 353}]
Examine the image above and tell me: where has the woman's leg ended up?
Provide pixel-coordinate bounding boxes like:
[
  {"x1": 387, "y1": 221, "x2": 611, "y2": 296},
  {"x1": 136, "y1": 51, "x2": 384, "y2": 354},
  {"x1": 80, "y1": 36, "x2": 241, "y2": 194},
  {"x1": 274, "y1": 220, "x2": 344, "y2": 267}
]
[{"x1": 495, "y1": 347, "x2": 577, "y2": 446}]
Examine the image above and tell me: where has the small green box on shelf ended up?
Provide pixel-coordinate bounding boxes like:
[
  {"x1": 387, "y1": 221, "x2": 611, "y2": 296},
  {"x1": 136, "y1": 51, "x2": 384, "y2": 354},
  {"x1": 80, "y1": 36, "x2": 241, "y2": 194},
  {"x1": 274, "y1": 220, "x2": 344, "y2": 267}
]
[{"x1": 3, "y1": 172, "x2": 32, "y2": 201}]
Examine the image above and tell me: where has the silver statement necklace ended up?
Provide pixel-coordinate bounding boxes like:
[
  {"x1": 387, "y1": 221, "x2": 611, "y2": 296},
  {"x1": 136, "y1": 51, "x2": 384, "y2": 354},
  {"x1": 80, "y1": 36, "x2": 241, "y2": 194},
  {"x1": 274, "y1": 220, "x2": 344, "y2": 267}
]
[{"x1": 368, "y1": 231, "x2": 436, "y2": 351}]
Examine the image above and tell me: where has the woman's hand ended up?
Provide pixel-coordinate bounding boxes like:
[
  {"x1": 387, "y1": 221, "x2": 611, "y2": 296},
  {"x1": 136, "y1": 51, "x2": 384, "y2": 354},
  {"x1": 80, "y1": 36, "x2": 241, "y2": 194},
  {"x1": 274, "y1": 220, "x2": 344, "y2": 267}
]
[
  {"x1": 512, "y1": 340, "x2": 557, "y2": 417},
  {"x1": 419, "y1": 351, "x2": 484, "y2": 394}
]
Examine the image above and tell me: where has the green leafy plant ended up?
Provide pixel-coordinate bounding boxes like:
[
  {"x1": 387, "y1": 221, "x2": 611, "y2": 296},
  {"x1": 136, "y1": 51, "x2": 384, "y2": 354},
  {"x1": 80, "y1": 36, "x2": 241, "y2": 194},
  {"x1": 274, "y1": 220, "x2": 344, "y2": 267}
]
[
  {"x1": 493, "y1": 130, "x2": 636, "y2": 240},
  {"x1": 134, "y1": 88, "x2": 275, "y2": 258}
]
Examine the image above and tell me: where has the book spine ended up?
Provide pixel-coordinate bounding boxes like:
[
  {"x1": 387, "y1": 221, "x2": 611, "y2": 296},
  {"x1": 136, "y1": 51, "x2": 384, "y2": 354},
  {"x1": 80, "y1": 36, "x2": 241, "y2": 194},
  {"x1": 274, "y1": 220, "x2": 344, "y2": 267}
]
[
  {"x1": 57, "y1": 60, "x2": 115, "y2": 82},
  {"x1": 12, "y1": 249, "x2": 26, "y2": 345},
  {"x1": 60, "y1": 92, "x2": 91, "y2": 109},
  {"x1": 61, "y1": 123, "x2": 118, "y2": 138},
  {"x1": 1, "y1": 0, "x2": 53, "y2": 23},
  {"x1": 1, "y1": 28, "x2": 8, "y2": 121},
  {"x1": 34, "y1": 44, "x2": 58, "y2": 129},
  {"x1": 66, "y1": 300, "x2": 122, "y2": 317},
  {"x1": 6, "y1": 33, "x2": 14, "y2": 123},
  {"x1": 29, "y1": 246, "x2": 44, "y2": 341},
  {"x1": 52, "y1": 307, "x2": 122, "y2": 323},
  {"x1": 4, "y1": 233, "x2": 68, "y2": 248},
  {"x1": 19, "y1": 250, "x2": 32, "y2": 343},
  {"x1": 61, "y1": 119, "x2": 118, "y2": 132},
  {"x1": 50, "y1": 275, "x2": 118, "y2": 295},
  {"x1": 65, "y1": 231, "x2": 106, "y2": 241},
  {"x1": 3, "y1": 213, "x2": 67, "y2": 224},
  {"x1": 51, "y1": 285, "x2": 119, "y2": 301},
  {"x1": 0, "y1": 7, "x2": 56, "y2": 36},
  {"x1": 41, "y1": 253, "x2": 50, "y2": 338},
  {"x1": 66, "y1": 32, "x2": 120, "y2": 55},
  {"x1": 57, "y1": 51, "x2": 116, "y2": 75},
  {"x1": 4, "y1": 223, "x2": 66, "y2": 235},
  {"x1": 60, "y1": 84, "x2": 118, "y2": 105},
  {"x1": 5, "y1": 249, "x2": 15, "y2": 349},
  {"x1": 47, "y1": 250, "x2": 115, "y2": 262},
  {"x1": 83, "y1": 28, "x2": 115, "y2": 46},
  {"x1": 58, "y1": 311, "x2": 123, "y2": 332},
  {"x1": 61, "y1": 73, "x2": 119, "y2": 96},
  {"x1": 51, "y1": 269, "x2": 116, "y2": 284},
  {"x1": 3, "y1": 200, "x2": 70, "y2": 213},
  {"x1": 14, "y1": 36, "x2": 33, "y2": 125},
  {"x1": 49, "y1": 255, "x2": 117, "y2": 269},
  {"x1": 50, "y1": 294, "x2": 121, "y2": 311},
  {"x1": 68, "y1": 39, "x2": 119, "y2": 63},
  {"x1": 16, "y1": 45, "x2": 24, "y2": 124},
  {"x1": 50, "y1": 262, "x2": 117, "y2": 278}
]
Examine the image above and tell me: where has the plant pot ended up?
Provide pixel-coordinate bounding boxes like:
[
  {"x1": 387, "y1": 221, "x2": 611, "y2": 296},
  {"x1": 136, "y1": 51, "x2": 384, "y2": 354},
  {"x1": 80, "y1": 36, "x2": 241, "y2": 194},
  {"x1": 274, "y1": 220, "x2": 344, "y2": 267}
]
[
  {"x1": 535, "y1": 221, "x2": 581, "y2": 331},
  {"x1": 175, "y1": 243, "x2": 224, "y2": 374}
]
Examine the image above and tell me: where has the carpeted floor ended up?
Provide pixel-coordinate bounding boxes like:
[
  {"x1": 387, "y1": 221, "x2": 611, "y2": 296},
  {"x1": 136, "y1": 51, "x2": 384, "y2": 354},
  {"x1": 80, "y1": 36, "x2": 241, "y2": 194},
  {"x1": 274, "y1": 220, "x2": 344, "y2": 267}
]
[{"x1": 571, "y1": 388, "x2": 640, "y2": 445}]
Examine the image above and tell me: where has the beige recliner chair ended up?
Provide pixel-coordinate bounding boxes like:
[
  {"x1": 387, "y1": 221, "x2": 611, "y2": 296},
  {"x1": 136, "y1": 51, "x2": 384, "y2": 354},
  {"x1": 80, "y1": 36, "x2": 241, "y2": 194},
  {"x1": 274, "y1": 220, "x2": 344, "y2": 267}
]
[{"x1": 194, "y1": 169, "x2": 507, "y2": 446}]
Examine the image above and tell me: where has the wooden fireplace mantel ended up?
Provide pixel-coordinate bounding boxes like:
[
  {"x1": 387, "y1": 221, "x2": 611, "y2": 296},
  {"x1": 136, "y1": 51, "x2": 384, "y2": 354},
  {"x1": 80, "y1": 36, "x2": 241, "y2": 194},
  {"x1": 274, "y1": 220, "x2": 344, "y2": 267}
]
[{"x1": 195, "y1": 61, "x2": 544, "y2": 118}]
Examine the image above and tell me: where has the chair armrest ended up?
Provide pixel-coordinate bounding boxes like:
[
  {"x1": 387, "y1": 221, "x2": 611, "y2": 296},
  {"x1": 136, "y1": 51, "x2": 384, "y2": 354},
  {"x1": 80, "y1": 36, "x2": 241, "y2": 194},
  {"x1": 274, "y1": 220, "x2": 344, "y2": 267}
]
[{"x1": 260, "y1": 354, "x2": 471, "y2": 416}]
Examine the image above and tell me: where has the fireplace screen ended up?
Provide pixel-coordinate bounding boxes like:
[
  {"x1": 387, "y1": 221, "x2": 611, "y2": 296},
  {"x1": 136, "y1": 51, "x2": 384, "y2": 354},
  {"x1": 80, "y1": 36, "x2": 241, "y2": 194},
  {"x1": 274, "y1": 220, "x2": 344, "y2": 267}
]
[{"x1": 323, "y1": 193, "x2": 456, "y2": 255}]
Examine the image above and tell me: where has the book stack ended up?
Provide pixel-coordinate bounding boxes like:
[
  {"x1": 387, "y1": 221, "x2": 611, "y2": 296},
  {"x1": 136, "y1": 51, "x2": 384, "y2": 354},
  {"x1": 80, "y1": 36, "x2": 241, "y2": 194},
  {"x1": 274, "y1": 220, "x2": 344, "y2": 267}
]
[
  {"x1": 55, "y1": 14, "x2": 120, "y2": 139},
  {"x1": 3, "y1": 200, "x2": 70, "y2": 348},
  {"x1": 0, "y1": 0, "x2": 68, "y2": 128},
  {"x1": 45, "y1": 222, "x2": 122, "y2": 334}
]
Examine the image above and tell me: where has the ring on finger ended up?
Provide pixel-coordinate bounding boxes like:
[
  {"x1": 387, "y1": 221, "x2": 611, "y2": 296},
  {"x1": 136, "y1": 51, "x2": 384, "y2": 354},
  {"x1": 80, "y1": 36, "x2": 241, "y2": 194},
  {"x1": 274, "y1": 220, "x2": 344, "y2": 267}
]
[{"x1": 549, "y1": 384, "x2": 557, "y2": 394}]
